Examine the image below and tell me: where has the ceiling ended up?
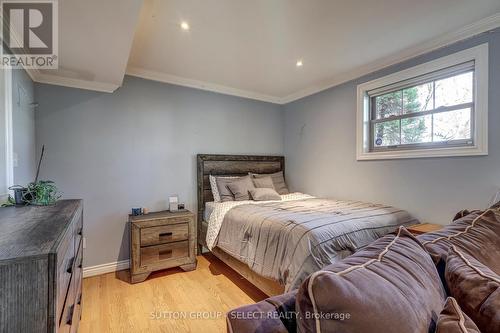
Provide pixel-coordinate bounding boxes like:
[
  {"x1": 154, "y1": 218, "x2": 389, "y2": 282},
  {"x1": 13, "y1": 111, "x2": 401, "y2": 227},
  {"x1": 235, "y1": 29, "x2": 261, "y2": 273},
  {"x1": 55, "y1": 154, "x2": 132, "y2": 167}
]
[
  {"x1": 30, "y1": 0, "x2": 500, "y2": 104},
  {"x1": 31, "y1": 0, "x2": 143, "y2": 92}
]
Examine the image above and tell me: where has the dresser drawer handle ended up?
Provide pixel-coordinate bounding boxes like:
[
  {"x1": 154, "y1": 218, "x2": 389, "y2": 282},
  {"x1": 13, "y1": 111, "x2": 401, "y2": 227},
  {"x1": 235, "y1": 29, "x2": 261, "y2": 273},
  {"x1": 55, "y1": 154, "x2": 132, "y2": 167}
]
[
  {"x1": 159, "y1": 249, "x2": 172, "y2": 259},
  {"x1": 67, "y1": 257, "x2": 75, "y2": 274},
  {"x1": 66, "y1": 304, "x2": 75, "y2": 325},
  {"x1": 159, "y1": 232, "x2": 173, "y2": 238}
]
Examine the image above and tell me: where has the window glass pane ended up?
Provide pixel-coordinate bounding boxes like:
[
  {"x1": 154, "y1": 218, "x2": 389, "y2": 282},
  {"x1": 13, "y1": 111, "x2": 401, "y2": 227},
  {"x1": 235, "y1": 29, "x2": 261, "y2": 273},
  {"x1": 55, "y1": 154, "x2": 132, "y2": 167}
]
[
  {"x1": 375, "y1": 91, "x2": 402, "y2": 119},
  {"x1": 401, "y1": 115, "x2": 432, "y2": 144},
  {"x1": 403, "y1": 83, "x2": 433, "y2": 114},
  {"x1": 374, "y1": 120, "x2": 400, "y2": 147},
  {"x1": 435, "y1": 72, "x2": 473, "y2": 108},
  {"x1": 433, "y1": 108, "x2": 471, "y2": 142}
]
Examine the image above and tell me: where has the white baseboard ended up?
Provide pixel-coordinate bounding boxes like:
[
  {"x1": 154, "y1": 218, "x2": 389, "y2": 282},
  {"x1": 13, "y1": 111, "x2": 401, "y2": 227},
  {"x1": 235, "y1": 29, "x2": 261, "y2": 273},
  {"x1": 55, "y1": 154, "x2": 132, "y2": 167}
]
[{"x1": 83, "y1": 259, "x2": 130, "y2": 278}]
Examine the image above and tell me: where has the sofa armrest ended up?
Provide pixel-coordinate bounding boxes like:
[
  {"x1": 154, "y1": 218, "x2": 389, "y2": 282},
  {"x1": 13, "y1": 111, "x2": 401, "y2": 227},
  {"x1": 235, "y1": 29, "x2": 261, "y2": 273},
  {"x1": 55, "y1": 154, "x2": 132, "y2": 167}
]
[{"x1": 226, "y1": 291, "x2": 297, "y2": 333}]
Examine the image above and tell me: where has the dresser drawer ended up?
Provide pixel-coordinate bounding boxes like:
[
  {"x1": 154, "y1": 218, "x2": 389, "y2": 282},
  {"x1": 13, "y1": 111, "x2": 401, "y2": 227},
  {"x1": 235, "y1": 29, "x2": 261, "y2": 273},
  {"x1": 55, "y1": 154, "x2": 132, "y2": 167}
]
[
  {"x1": 74, "y1": 239, "x2": 83, "y2": 289},
  {"x1": 56, "y1": 231, "x2": 75, "y2": 323},
  {"x1": 70, "y1": 275, "x2": 82, "y2": 333},
  {"x1": 140, "y1": 240, "x2": 189, "y2": 266},
  {"x1": 140, "y1": 223, "x2": 189, "y2": 246},
  {"x1": 74, "y1": 212, "x2": 83, "y2": 253},
  {"x1": 58, "y1": 268, "x2": 77, "y2": 333},
  {"x1": 70, "y1": 302, "x2": 81, "y2": 333}
]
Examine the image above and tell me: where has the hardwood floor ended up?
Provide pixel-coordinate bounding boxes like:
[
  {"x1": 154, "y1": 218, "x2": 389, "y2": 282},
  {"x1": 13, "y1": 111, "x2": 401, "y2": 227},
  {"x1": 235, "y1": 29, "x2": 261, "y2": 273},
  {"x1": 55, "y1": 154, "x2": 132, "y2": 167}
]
[{"x1": 80, "y1": 253, "x2": 267, "y2": 333}]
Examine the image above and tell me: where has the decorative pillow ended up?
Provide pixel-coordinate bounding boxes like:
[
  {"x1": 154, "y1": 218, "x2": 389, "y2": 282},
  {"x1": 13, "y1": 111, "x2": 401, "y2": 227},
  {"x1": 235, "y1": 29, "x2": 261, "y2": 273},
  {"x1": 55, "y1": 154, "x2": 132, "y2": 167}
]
[
  {"x1": 209, "y1": 175, "x2": 237, "y2": 202},
  {"x1": 226, "y1": 176, "x2": 255, "y2": 201},
  {"x1": 446, "y1": 246, "x2": 500, "y2": 333},
  {"x1": 252, "y1": 176, "x2": 275, "y2": 189},
  {"x1": 296, "y1": 227, "x2": 446, "y2": 333},
  {"x1": 215, "y1": 176, "x2": 248, "y2": 202},
  {"x1": 250, "y1": 171, "x2": 289, "y2": 195},
  {"x1": 249, "y1": 188, "x2": 281, "y2": 201},
  {"x1": 419, "y1": 209, "x2": 500, "y2": 275},
  {"x1": 436, "y1": 297, "x2": 481, "y2": 333}
]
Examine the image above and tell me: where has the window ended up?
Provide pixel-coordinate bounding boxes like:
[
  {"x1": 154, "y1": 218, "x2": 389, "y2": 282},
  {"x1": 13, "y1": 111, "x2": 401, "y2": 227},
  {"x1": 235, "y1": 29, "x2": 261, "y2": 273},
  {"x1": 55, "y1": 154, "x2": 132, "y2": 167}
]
[{"x1": 357, "y1": 44, "x2": 488, "y2": 160}]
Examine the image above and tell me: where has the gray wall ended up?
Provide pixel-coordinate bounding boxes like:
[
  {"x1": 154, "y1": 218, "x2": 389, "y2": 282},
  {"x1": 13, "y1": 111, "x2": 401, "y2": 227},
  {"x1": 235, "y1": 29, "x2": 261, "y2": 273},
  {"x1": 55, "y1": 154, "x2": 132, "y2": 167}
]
[
  {"x1": 35, "y1": 76, "x2": 284, "y2": 267},
  {"x1": 12, "y1": 69, "x2": 36, "y2": 185},
  {"x1": 284, "y1": 30, "x2": 500, "y2": 225},
  {"x1": 0, "y1": 67, "x2": 35, "y2": 196}
]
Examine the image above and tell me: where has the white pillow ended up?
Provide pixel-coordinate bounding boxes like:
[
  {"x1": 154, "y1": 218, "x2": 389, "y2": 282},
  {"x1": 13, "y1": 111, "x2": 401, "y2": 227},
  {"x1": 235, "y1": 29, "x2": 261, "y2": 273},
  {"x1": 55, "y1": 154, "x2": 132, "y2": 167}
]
[{"x1": 209, "y1": 175, "x2": 237, "y2": 202}]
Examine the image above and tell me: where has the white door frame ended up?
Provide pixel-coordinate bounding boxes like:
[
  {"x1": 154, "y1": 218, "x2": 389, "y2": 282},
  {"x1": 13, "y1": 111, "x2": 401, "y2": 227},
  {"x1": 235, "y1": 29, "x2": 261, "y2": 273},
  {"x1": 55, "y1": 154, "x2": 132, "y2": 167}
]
[{"x1": 4, "y1": 68, "x2": 13, "y2": 194}]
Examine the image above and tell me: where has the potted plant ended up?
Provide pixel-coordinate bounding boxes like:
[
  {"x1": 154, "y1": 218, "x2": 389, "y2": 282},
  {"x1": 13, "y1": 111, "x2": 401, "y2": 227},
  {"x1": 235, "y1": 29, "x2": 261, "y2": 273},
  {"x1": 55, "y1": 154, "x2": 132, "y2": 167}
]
[{"x1": 24, "y1": 180, "x2": 61, "y2": 206}]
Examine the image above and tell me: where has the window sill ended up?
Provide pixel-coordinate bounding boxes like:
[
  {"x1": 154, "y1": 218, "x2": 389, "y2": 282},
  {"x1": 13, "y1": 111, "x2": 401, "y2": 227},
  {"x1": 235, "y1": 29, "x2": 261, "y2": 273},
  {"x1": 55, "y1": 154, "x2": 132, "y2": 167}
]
[{"x1": 357, "y1": 144, "x2": 488, "y2": 160}]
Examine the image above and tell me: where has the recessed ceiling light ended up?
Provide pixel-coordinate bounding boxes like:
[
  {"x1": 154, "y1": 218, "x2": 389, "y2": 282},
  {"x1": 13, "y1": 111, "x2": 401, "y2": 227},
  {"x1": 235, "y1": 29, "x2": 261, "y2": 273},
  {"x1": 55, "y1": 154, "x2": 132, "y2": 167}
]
[
  {"x1": 296, "y1": 60, "x2": 303, "y2": 67},
  {"x1": 180, "y1": 21, "x2": 190, "y2": 30}
]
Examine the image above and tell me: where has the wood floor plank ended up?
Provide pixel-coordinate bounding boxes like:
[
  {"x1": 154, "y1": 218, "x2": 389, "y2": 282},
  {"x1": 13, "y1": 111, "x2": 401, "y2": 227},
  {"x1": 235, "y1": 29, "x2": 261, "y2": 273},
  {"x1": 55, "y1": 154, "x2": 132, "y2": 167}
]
[{"x1": 80, "y1": 254, "x2": 267, "y2": 333}]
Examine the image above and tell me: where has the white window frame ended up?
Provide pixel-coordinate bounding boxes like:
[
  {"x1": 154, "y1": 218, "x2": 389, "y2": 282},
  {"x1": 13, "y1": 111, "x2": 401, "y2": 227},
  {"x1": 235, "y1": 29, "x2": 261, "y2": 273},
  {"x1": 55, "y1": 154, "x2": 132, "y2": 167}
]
[{"x1": 356, "y1": 43, "x2": 488, "y2": 160}]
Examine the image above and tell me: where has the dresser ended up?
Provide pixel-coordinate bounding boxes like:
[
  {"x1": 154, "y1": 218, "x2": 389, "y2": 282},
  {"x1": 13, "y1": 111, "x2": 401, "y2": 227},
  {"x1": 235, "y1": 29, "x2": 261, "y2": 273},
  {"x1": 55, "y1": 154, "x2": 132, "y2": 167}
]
[
  {"x1": 130, "y1": 210, "x2": 197, "y2": 283},
  {"x1": 0, "y1": 200, "x2": 83, "y2": 333}
]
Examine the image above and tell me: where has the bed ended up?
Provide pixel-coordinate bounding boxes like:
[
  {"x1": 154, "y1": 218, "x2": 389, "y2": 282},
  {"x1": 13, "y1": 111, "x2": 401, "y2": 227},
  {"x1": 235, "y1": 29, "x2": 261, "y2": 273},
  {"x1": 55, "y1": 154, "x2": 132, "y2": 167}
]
[{"x1": 197, "y1": 154, "x2": 418, "y2": 296}]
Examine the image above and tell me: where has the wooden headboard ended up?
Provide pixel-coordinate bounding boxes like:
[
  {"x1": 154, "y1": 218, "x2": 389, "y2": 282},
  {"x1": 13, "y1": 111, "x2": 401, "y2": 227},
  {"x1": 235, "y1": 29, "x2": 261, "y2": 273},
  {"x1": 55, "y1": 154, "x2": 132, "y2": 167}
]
[{"x1": 196, "y1": 154, "x2": 285, "y2": 247}]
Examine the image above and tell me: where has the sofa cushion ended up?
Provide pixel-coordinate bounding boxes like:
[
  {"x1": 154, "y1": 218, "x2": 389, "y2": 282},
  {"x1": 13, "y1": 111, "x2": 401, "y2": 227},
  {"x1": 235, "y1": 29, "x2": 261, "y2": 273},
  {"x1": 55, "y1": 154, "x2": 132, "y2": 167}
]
[
  {"x1": 296, "y1": 227, "x2": 446, "y2": 333},
  {"x1": 436, "y1": 297, "x2": 480, "y2": 333},
  {"x1": 446, "y1": 246, "x2": 500, "y2": 333},
  {"x1": 226, "y1": 291, "x2": 297, "y2": 333},
  {"x1": 452, "y1": 209, "x2": 480, "y2": 222},
  {"x1": 418, "y1": 209, "x2": 500, "y2": 275}
]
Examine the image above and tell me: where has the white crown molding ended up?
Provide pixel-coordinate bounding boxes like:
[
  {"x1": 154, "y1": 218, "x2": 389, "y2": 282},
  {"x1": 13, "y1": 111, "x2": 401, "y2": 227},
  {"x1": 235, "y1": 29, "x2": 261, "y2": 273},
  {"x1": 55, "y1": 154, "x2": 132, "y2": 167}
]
[
  {"x1": 34, "y1": 73, "x2": 120, "y2": 93},
  {"x1": 280, "y1": 12, "x2": 500, "y2": 104},
  {"x1": 17, "y1": 12, "x2": 500, "y2": 103},
  {"x1": 83, "y1": 259, "x2": 130, "y2": 278},
  {"x1": 126, "y1": 66, "x2": 283, "y2": 104}
]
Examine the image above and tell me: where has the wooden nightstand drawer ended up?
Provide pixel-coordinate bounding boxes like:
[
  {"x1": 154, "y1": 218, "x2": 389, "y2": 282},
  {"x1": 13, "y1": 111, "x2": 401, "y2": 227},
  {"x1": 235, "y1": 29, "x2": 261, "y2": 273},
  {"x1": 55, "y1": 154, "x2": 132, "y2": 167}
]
[
  {"x1": 140, "y1": 223, "x2": 189, "y2": 246},
  {"x1": 140, "y1": 241, "x2": 189, "y2": 266},
  {"x1": 134, "y1": 216, "x2": 191, "y2": 228}
]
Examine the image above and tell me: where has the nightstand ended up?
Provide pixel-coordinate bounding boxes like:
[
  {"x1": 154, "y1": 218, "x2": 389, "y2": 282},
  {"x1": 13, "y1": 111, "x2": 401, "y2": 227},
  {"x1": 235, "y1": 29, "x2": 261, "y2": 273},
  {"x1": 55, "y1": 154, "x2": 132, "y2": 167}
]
[
  {"x1": 129, "y1": 210, "x2": 197, "y2": 283},
  {"x1": 407, "y1": 223, "x2": 443, "y2": 235}
]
